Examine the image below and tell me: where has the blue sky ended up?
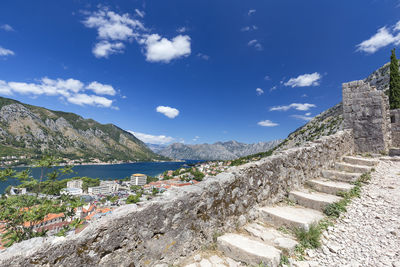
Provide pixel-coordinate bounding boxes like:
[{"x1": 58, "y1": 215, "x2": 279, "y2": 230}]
[{"x1": 1, "y1": 0, "x2": 400, "y2": 145}]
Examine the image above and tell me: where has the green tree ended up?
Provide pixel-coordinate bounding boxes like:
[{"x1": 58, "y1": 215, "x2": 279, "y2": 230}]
[
  {"x1": 0, "y1": 156, "x2": 83, "y2": 247},
  {"x1": 389, "y1": 48, "x2": 400, "y2": 109}
]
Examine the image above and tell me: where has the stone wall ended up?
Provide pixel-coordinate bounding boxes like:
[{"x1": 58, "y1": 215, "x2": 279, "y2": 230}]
[
  {"x1": 0, "y1": 130, "x2": 354, "y2": 267},
  {"x1": 390, "y1": 109, "x2": 400, "y2": 148},
  {"x1": 343, "y1": 80, "x2": 391, "y2": 153}
]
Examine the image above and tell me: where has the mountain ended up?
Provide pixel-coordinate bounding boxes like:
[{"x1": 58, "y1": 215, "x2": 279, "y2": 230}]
[
  {"x1": 145, "y1": 143, "x2": 167, "y2": 154},
  {"x1": 0, "y1": 97, "x2": 166, "y2": 162},
  {"x1": 157, "y1": 140, "x2": 282, "y2": 160},
  {"x1": 276, "y1": 62, "x2": 391, "y2": 151}
]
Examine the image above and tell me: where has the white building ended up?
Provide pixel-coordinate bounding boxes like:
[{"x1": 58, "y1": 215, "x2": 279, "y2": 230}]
[
  {"x1": 67, "y1": 179, "x2": 83, "y2": 189},
  {"x1": 131, "y1": 174, "x2": 147, "y2": 186},
  {"x1": 60, "y1": 187, "x2": 83, "y2": 196},
  {"x1": 88, "y1": 181, "x2": 119, "y2": 195},
  {"x1": 88, "y1": 185, "x2": 112, "y2": 195}
]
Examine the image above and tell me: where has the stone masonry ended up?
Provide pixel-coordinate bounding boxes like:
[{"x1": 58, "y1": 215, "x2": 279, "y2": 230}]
[
  {"x1": 0, "y1": 130, "x2": 354, "y2": 267},
  {"x1": 390, "y1": 109, "x2": 400, "y2": 147},
  {"x1": 342, "y1": 80, "x2": 391, "y2": 153}
]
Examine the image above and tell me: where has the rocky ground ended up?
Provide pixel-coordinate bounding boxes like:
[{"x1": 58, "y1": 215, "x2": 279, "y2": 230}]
[{"x1": 304, "y1": 159, "x2": 400, "y2": 267}]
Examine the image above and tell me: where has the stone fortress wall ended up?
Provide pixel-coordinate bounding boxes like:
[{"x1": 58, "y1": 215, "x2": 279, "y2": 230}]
[
  {"x1": 390, "y1": 109, "x2": 400, "y2": 147},
  {"x1": 0, "y1": 130, "x2": 355, "y2": 266},
  {"x1": 342, "y1": 80, "x2": 391, "y2": 153}
]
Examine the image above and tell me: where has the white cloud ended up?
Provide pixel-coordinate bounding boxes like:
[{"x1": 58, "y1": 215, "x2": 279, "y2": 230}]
[
  {"x1": 83, "y1": 8, "x2": 192, "y2": 63},
  {"x1": 301, "y1": 94, "x2": 308, "y2": 98},
  {"x1": 0, "y1": 78, "x2": 116, "y2": 108},
  {"x1": 135, "y1": 9, "x2": 145, "y2": 18},
  {"x1": 192, "y1": 136, "x2": 200, "y2": 142},
  {"x1": 305, "y1": 112, "x2": 311, "y2": 116},
  {"x1": 357, "y1": 27, "x2": 399, "y2": 54},
  {"x1": 248, "y1": 9, "x2": 256, "y2": 16},
  {"x1": 258, "y1": 120, "x2": 278, "y2": 127},
  {"x1": 92, "y1": 41, "x2": 124, "y2": 58},
  {"x1": 0, "y1": 46, "x2": 14, "y2": 57},
  {"x1": 0, "y1": 81, "x2": 12, "y2": 95},
  {"x1": 197, "y1": 53, "x2": 209, "y2": 60},
  {"x1": 284, "y1": 72, "x2": 321, "y2": 87},
  {"x1": 270, "y1": 103, "x2": 316, "y2": 111},
  {"x1": 145, "y1": 34, "x2": 191, "y2": 63},
  {"x1": 264, "y1": 75, "x2": 271, "y2": 81},
  {"x1": 156, "y1": 105, "x2": 179, "y2": 118},
  {"x1": 248, "y1": 39, "x2": 263, "y2": 51},
  {"x1": 357, "y1": 21, "x2": 400, "y2": 54},
  {"x1": 67, "y1": 94, "x2": 113, "y2": 107},
  {"x1": 83, "y1": 9, "x2": 145, "y2": 41},
  {"x1": 177, "y1": 27, "x2": 187, "y2": 33},
  {"x1": 291, "y1": 114, "x2": 313, "y2": 121},
  {"x1": 128, "y1": 131, "x2": 174, "y2": 144},
  {"x1": 256, "y1": 88, "x2": 264, "y2": 95},
  {"x1": 241, "y1": 25, "x2": 258, "y2": 32},
  {"x1": 0, "y1": 24, "x2": 14, "y2": 32},
  {"x1": 86, "y1": 81, "x2": 116, "y2": 95},
  {"x1": 269, "y1": 86, "x2": 277, "y2": 92}
]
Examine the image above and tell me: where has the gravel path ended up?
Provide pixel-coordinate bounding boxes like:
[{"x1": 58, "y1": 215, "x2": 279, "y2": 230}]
[{"x1": 306, "y1": 159, "x2": 400, "y2": 267}]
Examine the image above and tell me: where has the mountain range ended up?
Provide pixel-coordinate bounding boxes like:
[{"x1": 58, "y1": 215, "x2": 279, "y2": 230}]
[
  {"x1": 154, "y1": 140, "x2": 282, "y2": 160},
  {"x1": 0, "y1": 97, "x2": 165, "y2": 162}
]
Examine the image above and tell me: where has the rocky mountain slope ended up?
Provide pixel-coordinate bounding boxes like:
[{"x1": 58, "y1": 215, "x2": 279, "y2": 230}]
[
  {"x1": 277, "y1": 62, "x2": 391, "y2": 151},
  {"x1": 157, "y1": 140, "x2": 282, "y2": 160},
  {"x1": 0, "y1": 97, "x2": 166, "y2": 161}
]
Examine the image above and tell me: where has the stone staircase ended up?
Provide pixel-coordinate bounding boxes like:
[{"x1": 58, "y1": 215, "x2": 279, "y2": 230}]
[{"x1": 182, "y1": 156, "x2": 378, "y2": 267}]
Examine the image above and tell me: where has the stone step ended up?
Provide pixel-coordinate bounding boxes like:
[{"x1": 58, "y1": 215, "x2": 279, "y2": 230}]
[
  {"x1": 184, "y1": 255, "x2": 244, "y2": 267},
  {"x1": 342, "y1": 156, "x2": 378, "y2": 167},
  {"x1": 321, "y1": 169, "x2": 362, "y2": 182},
  {"x1": 217, "y1": 233, "x2": 281, "y2": 267},
  {"x1": 257, "y1": 205, "x2": 324, "y2": 230},
  {"x1": 307, "y1": 178, "x2": 355, "y2": 195},
  {"x1": 288, "y1": 190, "x2": 342, "y2": 211},
  {"x1": 244, "y1": 223, "x2": 298, "y2": 254},
  {"x1": 334, "y1": 162, "x2": 372, "y2": 173}
]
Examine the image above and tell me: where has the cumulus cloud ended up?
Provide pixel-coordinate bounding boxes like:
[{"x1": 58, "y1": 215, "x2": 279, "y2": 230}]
[
  {"x1": 128, "y1": 131, "x2": 174, "y2": 145},
  {"x1": 0, "y1": 78, "x2": 116, "y2": 108},
  {"x1": 0, "y1": 24, "x2": 14, "y2": 32},
  {"x1": 305, "y1": 112, "x2": 311, "y2": 116},
  {"x1": 291, "y1": 114, "x2": 314, "y2": 121},
  {"x1": 92, "y1": 41, "x2": 125, "y2": 58},
  {"x1": 256, "y1": 88, "x2": 264, "y2": 95},
  {"x1": 67, "y1": 94, "x2": 113, "y2": 107},
  {"x1": 144, "y1": 34, "x2": 191, "y2": 63},
  {"x1": 156, "y1": 105, "x2": 179, "y2": 118},
  {"x1": 86, "y1": 81, "x2": 116, "y2": 95},
  {"x1": 83, "y1": 9, "x2": 145, "y2": 41},
  {"x1": 83, "y1": 8, "x2": 192, "y2": 62},
  {"x1": 357, "y1": 21, "x2": 400, "y2": 54},
  {"x1": 258, "y1": 120, "x2": 278, "y2": 127},
  {"x1": 0, "y1": 46, "x2": 14, "y2": 57},
  {"x1": 248, "y1": 39, "x2": 263, "y2": 51},
  {"x1": 248, "y1": 9, "x2": 256, "y2": 16},
  {"x1": 284, "y1": 72, "x2": 321, "y2": 87},
  {"x1": 269, "y1": 86, "x2": 277, "y2": 92},
  {"x1": 270, "y1": 103, "x2": 316, "y2": 111}
]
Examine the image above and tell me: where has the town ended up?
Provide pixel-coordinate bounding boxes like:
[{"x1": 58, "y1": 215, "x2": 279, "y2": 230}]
[{"x1": 0, "y1": 160, "x2": 233, "y2": 249}]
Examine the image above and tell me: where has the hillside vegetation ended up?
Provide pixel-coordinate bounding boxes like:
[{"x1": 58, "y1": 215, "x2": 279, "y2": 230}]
[{"x1": 0, "y1": 97, "x2": 166, "y2": 162}]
